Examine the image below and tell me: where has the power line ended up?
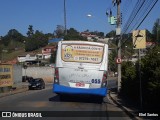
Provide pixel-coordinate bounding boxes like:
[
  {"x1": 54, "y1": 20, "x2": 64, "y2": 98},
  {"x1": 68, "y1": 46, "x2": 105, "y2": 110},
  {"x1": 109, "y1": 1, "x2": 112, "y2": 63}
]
[
  {"x1": 121, "y1": 0, "x2": 133, "y2": 24},
  {"x1": 122, "y1": 0, "x2": 145, "y2": 33},
  {"x1": 127, "y1": 0, "x2": 154, "y2": 32}
]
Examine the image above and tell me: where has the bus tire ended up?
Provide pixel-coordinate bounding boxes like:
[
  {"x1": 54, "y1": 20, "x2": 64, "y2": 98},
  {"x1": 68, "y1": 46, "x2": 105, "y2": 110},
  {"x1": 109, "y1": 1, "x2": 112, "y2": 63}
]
[
  {"x1": 97, "y1": 97, "x2": 103, "y2": 103},
  {"x1": 59, "y1": 94, "x2": 65, "y2": 101}
]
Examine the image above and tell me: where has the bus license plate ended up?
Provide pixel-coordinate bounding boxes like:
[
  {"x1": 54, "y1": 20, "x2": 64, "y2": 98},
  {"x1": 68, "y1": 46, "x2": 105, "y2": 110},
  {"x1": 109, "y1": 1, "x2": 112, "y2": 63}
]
[{"x1": 76, "y1": 82, "x2": 85, "y2": 87}]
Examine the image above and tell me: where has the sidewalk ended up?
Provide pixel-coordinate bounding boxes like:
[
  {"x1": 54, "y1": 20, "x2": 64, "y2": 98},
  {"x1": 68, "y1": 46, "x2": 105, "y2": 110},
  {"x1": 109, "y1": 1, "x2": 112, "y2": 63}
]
[
  {"x1": 0, "y1": 84, "x2": 28, "y2": 98},
  {"x1": 109, "y1": 89, "x2": 143, "y2": 120},
  {"x1": 0, "y1": 83, "x2": 53, "y2": 98}
]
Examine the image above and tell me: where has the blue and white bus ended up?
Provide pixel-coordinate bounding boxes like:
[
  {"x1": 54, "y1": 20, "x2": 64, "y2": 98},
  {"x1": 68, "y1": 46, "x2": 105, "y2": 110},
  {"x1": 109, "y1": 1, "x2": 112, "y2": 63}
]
[{"x1": 53, "y1": 41, "x2": 108, "y2": 101}]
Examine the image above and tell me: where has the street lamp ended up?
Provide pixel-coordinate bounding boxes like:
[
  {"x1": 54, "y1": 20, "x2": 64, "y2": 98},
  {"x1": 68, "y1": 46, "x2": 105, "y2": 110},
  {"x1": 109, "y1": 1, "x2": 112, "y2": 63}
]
[
  {"x1": 64, "y1": 0, "x2": 67, "y2": 35},
  {"x1": 87, "y1": 14, "x2": 93, "y2": 18}
]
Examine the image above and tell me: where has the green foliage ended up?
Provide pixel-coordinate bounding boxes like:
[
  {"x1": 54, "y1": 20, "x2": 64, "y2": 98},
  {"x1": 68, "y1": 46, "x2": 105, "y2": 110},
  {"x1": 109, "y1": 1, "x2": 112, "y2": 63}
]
[
  {"x1": 45, "y1": 33, "x2": 55, "y2": 40},
  {"x1": 54, "y1": 25, "x2": 65, "y2": 38},
  {"x1": 141, "y1": 45, "x2": 160, "y2": 108},
  {"x1": 25, "y1": 38, "x2": 37, "y2": 51},
  {"x1": 50, "y1": 50, "x2": 57, "y2": 63},
  {"x1": 106, "y1": 30, "x2": 116, "y2": 38},
  {"x1": 152, "y1": 18, "x2": 160, "y2": 42},
  {"x1": 90, "y1": 31, "x2": 104, "y2": 37},
  {"x1": 121, "y1": 45, "x2": 160, "y2": 109},
  {"x1": 108, "y1": 50, "x2": 117, "y2": 72},
  {"x1": 27, "y1": 25, "x2": 34, "y2": 37},
  {"x1": 64, "y1": 28, "x2": 87, "y2": 41},
  {"x1": 121, "y1": 61, "x2": 139, "y2": 100},
  {"x1": 25, "y1": 30, "x2": 48, "y2": 52},
  {"x1": 1, "y1": 29, "x2": 25, "y2": 51}
]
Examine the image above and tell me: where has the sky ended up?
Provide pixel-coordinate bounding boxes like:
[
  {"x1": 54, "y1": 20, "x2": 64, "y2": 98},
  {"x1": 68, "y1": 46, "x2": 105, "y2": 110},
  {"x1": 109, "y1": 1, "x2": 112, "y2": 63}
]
[{"x1": 0, "y1": 0, "x2": 160, "y2": 36}]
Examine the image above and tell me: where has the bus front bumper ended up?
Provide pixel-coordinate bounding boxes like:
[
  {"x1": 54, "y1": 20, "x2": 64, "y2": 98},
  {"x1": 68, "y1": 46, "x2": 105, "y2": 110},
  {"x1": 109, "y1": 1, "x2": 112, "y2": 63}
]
[{"x1": 53, "y1": 84, "x2": 107, "y2": 97}]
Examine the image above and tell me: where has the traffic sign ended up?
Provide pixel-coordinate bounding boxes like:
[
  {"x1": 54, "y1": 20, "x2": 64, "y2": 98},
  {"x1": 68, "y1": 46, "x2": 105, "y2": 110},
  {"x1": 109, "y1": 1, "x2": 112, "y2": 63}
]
[{"x1": 132, "y1": 30, "x2": 146, "y2": 49}]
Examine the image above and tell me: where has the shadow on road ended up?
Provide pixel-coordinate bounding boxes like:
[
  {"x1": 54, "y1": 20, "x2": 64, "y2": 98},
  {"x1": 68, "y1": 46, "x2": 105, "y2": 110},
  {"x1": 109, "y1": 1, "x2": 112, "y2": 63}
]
[{"x1": 48, "y1": 94, "x2": 104, "y2": 104}]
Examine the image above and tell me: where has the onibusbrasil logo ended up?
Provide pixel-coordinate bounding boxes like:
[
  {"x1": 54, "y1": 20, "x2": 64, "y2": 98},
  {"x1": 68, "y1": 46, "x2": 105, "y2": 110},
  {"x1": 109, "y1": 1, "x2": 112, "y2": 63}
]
[{"x1": 1, "y1": 112, "x2": 42, "y2": 118}]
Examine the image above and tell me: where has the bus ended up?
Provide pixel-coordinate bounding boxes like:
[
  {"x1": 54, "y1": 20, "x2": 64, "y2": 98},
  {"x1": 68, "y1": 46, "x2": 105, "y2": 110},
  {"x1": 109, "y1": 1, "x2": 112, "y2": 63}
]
[{"x1": 53, "y1": 41, "x2": 108, "y2": 101}]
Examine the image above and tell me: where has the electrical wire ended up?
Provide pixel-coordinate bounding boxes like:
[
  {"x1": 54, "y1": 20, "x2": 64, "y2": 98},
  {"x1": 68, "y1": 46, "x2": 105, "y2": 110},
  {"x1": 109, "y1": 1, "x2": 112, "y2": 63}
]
[
  {"x1": 122, "y1": 0, "x2": 145, "y2": 34},
  {"x1": 121, "y1": 0, "x2": 132, "y2": 25},
  {"x1": 127, "y1": 0, "x2": 155, "y2": 33}
]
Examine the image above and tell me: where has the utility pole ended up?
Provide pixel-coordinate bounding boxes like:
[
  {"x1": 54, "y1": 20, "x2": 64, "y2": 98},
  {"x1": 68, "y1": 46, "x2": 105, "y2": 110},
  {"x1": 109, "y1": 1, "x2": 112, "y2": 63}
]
[
  {"x1": 107, "y1": 0, "x2": 121, "y2": 92},
  {"x1": 64, "y1": 0, "x2": 67, "y2": 35},
  {"x1": 138, "y1": 49, "x2": 143, "y2": 110},
  {"x1": 116, "y1": 0, "x2": 121, "y2": 93}
]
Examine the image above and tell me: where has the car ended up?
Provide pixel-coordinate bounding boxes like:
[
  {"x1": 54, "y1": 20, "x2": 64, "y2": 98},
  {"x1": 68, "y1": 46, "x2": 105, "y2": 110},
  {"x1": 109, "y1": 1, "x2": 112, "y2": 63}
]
[{"x1": 28, "y1": 78, "x2": 45, "y2": 90}]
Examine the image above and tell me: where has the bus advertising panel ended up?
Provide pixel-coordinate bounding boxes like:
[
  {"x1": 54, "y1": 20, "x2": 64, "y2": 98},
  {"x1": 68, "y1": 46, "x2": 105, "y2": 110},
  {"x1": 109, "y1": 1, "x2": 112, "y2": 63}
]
[{"x1": 61, "y1": 44, "x2": 104, "y2": 64}]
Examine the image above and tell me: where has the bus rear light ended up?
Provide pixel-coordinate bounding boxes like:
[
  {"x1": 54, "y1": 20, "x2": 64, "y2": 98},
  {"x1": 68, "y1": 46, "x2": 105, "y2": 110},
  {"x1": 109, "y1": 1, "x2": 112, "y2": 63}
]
[
  {"x1": 102, "y1": 73, "x2": 107, "y2": 82},
  {"x1": 102, "y1": 72, "x2": 107, "y2": 87},
  {"x1": 54, "y1": 68, "x2": 59, "y2": 83}
]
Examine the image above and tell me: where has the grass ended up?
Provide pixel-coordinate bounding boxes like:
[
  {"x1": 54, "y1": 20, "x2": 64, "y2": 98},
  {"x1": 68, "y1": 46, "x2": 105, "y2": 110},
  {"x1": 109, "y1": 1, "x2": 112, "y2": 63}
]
[
  {"x1": 2, "y1": 49, "x2": 25, "y2": 61},
  {"x1": 1, "y1": 48, "x2": 43, "y2": 62}
]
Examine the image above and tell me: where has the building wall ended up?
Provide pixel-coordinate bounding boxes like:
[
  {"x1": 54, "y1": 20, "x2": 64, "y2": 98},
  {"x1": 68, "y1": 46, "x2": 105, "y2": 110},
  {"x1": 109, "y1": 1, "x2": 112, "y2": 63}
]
[
  {"x1": 22, "y1": 67, "x2": 55, "y2": 83},
  {"x1": 0, "y1": 64, "x2": 22, "y2": 92},
  {"x1": 13, "y1": 64, "x2": 23, "y2": 88}
]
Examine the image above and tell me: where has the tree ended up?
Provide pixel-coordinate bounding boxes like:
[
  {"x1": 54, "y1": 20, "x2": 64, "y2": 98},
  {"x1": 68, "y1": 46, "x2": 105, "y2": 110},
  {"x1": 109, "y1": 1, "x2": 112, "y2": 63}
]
[
  {"x1": 152, "y1": 18, "x2": 160, "y2": 42},
  {"x1": 121, "y1": 45, "x2": 160, "y2": 109},
  {"x1": 54, "y1": 25, "x2": 65, "y2": 38},
  {"x1": 90, "y1": 31, "x2": 104, "y2": 37},
  {"x1": 33, "y1": 30, "x2": 48, "y2": 48},
  {"x1": 98, "y1": 32, "x2": 104, "y2": 37},
  {"x1": 108, "y1": 50, "x2": 117, "y2": 72},
  {"x1": 146, "y1": 29, "x2": 153, "y2": 42},
  {"x1": 25, "y1": 30, "x2": 48, "y2": 52},
  {"x1": 27, "y1": 25, "x2": 34, "y2": 37},
  {"x1": 141, "y1": 45, "x2": 160, "y2": 109},
  {"x1": 106, "y1": 30, "x2": 116, "y2": 38},
  {"x1": 64, "y1": 28, "x2": 87, "y2": 41},
  {"x1": 45, "y1": 33, "x2": 55, "y2": 40},
  {"x1": 1, "y1": 29, "x2": 25, "y2": 50},
  {"x1": 121, "y1": 61, "x2": 138, "y2": 100}
]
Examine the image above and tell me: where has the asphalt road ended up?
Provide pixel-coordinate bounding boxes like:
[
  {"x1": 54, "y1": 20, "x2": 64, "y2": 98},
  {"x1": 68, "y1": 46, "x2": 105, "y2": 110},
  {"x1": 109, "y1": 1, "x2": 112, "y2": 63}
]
[{"x1": 0, "y1": 78, "x2": 131, "y2": 120}]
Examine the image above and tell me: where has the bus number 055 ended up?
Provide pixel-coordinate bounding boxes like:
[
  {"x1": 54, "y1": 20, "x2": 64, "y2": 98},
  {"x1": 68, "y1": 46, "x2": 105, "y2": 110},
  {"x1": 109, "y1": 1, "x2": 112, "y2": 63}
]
[{"x1": 91, "y1": 79, "x2": 100, "y2": 84}]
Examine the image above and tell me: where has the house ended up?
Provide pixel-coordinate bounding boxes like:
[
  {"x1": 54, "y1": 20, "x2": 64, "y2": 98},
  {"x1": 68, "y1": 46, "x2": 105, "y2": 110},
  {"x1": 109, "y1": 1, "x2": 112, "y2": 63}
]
[
  {"x1": 17, "y1": 54, "x2": 40, "y2": 64},
  {"x1": 80, "y1": 32, "x2": 99, "y2": 41},
  {"x1": 42, "y1": 46, "x2": 56, "y2": 59},
  {"x1": 122, "y1": 53, "x2": 146, "y2": 64}
]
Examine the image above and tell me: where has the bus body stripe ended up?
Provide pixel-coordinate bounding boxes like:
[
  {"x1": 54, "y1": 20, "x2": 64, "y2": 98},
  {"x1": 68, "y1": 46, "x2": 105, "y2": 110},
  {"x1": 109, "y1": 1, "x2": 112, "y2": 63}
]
[{"x1": 53, "y1": 84, "x2": 107, "y2": 97}]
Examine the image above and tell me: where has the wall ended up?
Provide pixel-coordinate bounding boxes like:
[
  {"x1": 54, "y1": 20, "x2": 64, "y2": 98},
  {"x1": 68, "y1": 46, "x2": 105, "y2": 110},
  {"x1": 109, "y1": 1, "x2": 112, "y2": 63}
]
[
  {"x1": 13, "y1": 64, "x2": 23, "y2": 88},
  {"x1": 22, "y1": 67, "x2": 55, "y2": 83},
  {"x1": 0, "y1": 64, "x2": 23, "y2": 92}
]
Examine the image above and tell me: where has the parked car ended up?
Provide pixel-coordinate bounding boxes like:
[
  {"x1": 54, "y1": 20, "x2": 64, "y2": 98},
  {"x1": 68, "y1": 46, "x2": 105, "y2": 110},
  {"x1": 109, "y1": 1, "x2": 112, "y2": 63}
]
[
  {"x1": 22, "y1": 76, "x2": 33, "y2": 82},
  {"x1": 28, "y1": 78, "x2": 45, "y2": 90}
]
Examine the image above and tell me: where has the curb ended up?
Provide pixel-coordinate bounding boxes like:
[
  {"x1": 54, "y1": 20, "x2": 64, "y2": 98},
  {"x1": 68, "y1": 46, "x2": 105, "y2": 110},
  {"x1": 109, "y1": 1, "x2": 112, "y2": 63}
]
[
  {"x1": 108, "y1": 90, "x2": 143, "y2": 120},
  {"x1": 0, "y1": 87, "x2": 28, "y2": 98}
]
